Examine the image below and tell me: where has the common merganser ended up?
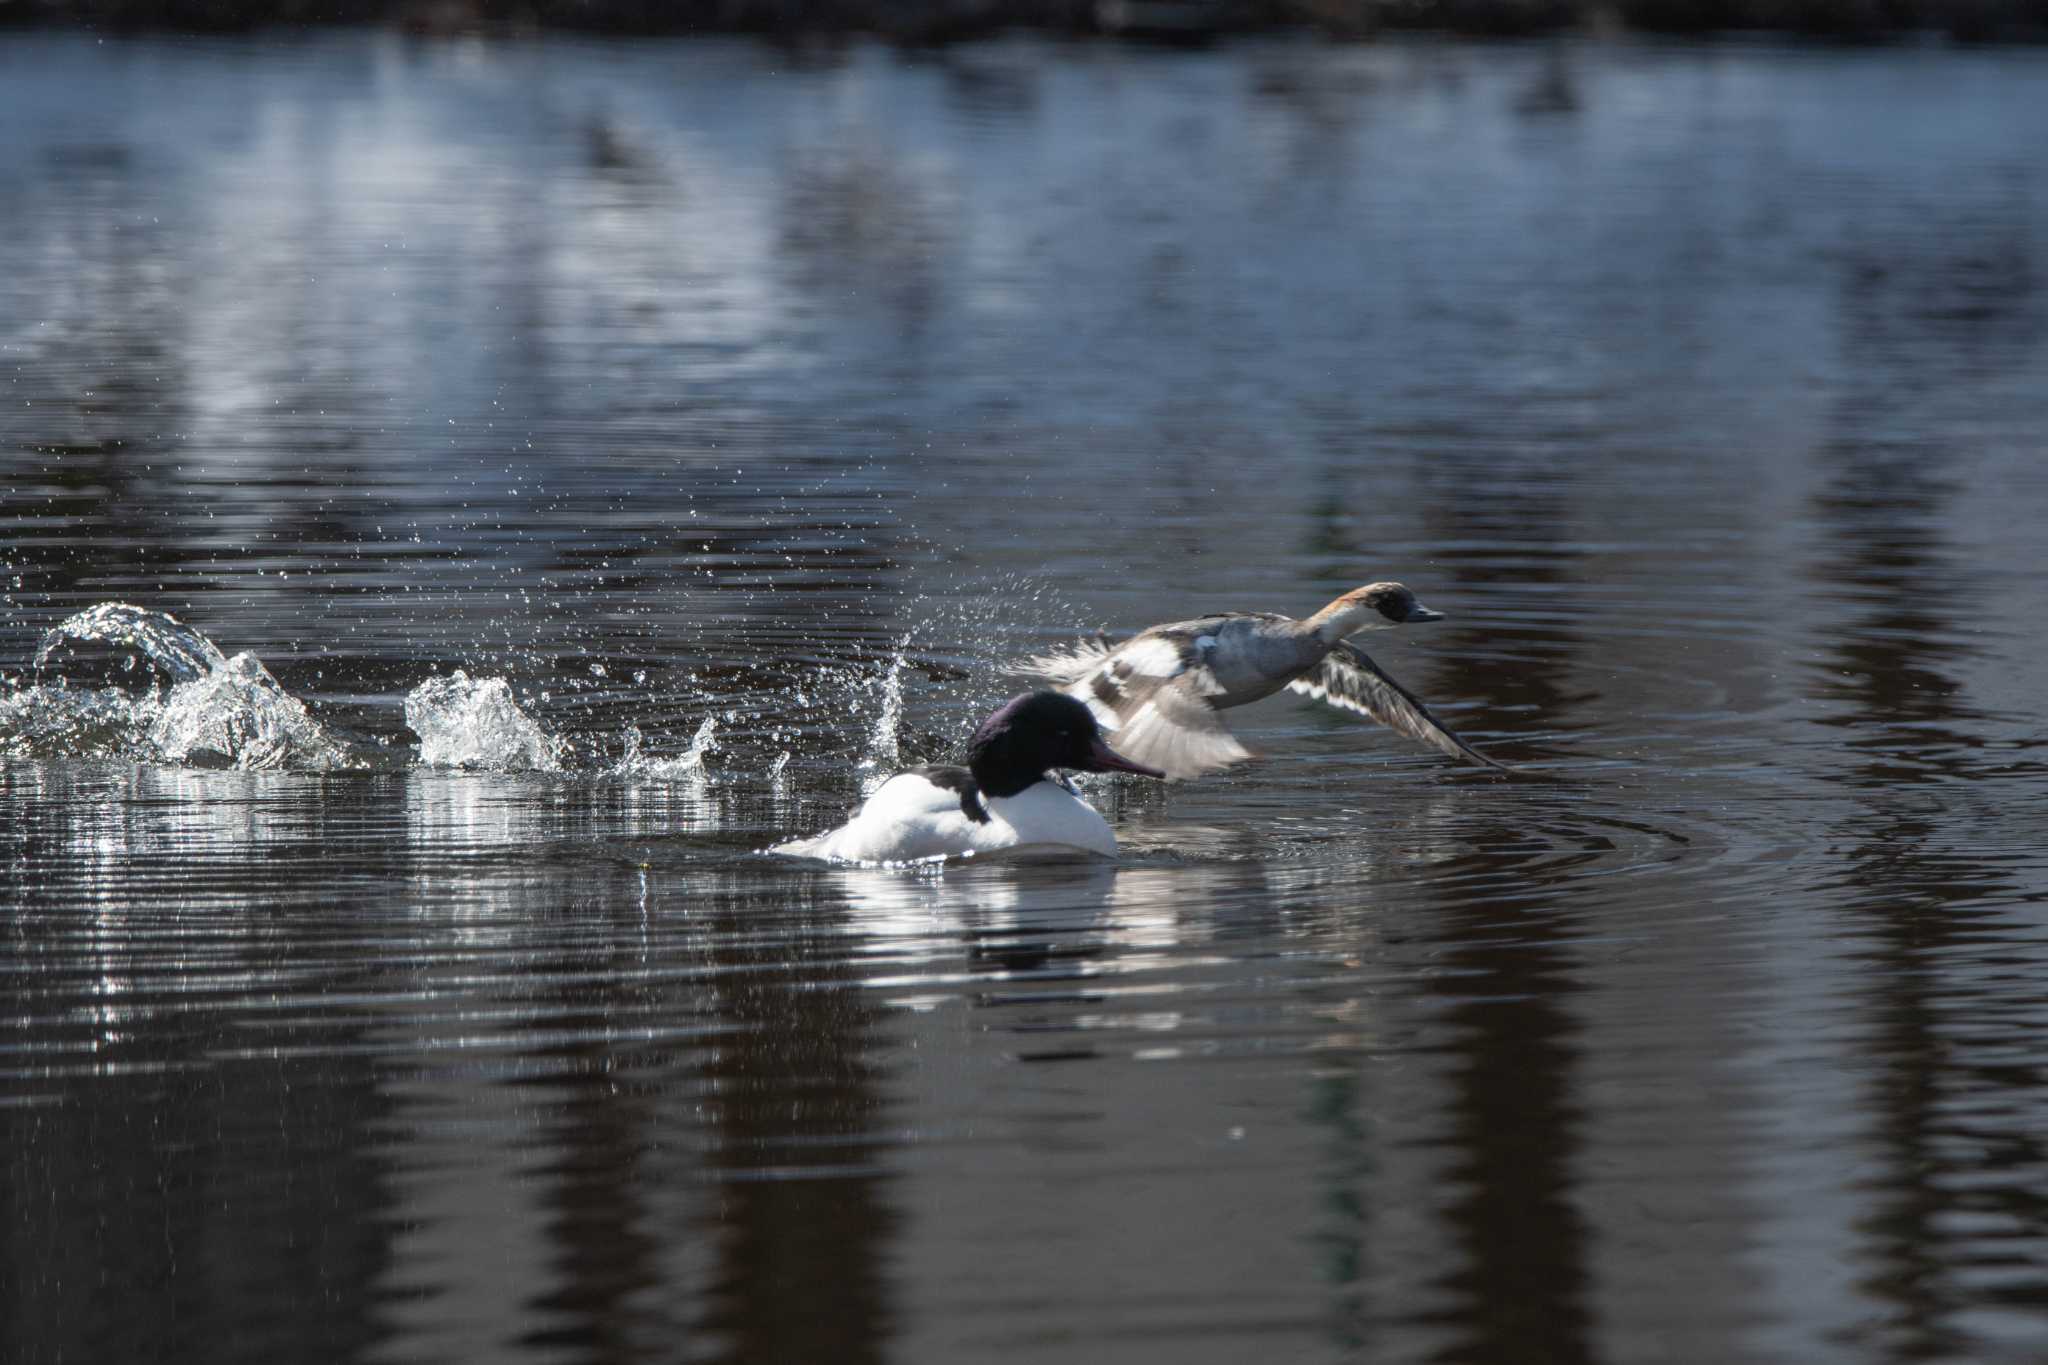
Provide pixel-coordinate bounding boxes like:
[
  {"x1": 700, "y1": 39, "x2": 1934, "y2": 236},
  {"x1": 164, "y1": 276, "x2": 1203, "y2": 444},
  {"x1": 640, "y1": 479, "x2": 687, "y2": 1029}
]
[
  {"x1": 1020, "y1": 581, "x2": 1506, "y2": 780},
  {"x1": 773, "y1": 691, "x2": 1165, "y2": 863}
]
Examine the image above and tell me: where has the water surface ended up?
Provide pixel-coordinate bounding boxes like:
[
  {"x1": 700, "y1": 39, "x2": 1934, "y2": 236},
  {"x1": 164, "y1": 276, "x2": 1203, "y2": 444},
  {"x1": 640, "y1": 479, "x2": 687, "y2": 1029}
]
[{"x1": 5, "y1": 29, "x2": 2048, "y2": 1365}]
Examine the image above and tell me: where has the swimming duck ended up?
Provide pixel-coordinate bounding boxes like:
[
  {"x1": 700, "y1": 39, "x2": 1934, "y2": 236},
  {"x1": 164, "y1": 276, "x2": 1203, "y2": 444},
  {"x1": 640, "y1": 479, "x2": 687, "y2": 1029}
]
[
  {"x1": 773, "y1": 691, "x2": 1165, "y2": 863},
  {"x1": 1020, "y1": 581, "x2": 1506, "y2": 780}
]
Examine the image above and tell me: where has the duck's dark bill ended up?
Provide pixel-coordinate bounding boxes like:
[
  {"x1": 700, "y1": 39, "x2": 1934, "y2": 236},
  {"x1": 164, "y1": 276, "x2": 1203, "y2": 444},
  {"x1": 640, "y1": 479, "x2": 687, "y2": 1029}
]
[
  {"x1": 1405, "y1": 605, "x2": 1447, "y2": 623},
  {"x1": 1084, "y1": 736, "x2": 1166, "y2": 779}
]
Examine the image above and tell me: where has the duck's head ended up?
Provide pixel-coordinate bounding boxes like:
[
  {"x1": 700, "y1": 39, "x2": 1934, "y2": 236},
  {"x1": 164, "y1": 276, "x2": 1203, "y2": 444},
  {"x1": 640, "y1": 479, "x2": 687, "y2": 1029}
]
[
  {"x1": 967, "y1": 692, "x2": 1165, "y2": 798},
  {"x1": 1310, "y1": 581, "x2": 1446, "y2": 641}
]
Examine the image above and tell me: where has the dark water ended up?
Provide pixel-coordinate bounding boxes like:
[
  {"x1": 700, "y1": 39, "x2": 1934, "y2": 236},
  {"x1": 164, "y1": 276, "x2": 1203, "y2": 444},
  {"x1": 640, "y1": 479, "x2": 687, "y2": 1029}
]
[{"x1": 6, "y1": 27, "x2": 2048, "y2": 1364}]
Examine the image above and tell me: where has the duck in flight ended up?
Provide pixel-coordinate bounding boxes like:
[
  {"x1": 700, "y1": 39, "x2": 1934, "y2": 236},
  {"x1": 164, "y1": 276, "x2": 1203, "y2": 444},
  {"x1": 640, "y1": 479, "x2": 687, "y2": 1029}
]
[
  {"x1": 773, "y1": 691, "x2": 1164, "y2": 863},
  {"x1": 1019, "y1": 582, "x2": 1506, "y2": 780}
]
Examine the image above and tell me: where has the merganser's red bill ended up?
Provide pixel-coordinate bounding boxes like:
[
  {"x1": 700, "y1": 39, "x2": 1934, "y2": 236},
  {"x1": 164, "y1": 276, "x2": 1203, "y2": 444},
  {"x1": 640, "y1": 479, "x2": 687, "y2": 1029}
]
[{"x1": 1084, "y1": 734, "x2": 1165, "y2": 779}]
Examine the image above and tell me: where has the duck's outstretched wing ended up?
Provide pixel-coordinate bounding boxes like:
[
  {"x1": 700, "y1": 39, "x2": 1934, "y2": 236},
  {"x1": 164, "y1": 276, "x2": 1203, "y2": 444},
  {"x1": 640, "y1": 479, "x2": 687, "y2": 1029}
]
[
  {"x1": 1019, "y1": 631, "x2": 1249, "y2": 780},
  {"x1": 1289, "y1": 642, "x2": 1509, "y2": 771},
  {"x1": 1091, "y1": 677, "x2": 1251, "y2": 780}
]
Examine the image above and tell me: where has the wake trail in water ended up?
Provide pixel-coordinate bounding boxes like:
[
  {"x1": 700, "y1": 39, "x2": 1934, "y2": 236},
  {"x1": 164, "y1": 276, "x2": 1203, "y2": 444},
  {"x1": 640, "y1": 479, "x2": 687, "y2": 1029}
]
[
  {"x1": 2, "y1": 604, "x2": 563, "y2": 774},
  {"x1": 2, "y1": 577, "x2": 1081, "y2": 780}
]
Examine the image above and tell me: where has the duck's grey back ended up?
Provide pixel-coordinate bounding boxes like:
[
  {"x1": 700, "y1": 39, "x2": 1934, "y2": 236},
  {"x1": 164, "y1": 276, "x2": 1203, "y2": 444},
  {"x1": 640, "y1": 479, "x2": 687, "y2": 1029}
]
[{"x1": 1173, "y1": 612, "x2": 1331, "y2": 707}]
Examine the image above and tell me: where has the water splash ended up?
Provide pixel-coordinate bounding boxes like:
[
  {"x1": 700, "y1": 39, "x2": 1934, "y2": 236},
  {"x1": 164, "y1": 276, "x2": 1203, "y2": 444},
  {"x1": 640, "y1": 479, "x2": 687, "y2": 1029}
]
[
  {"x1": 711, "y1": 575, "x2": 1084, "y2": 787},
  {"x1": 0, "y1": 684, "x2": 152, "y2": 762},
  {"x1": 858, "y1": 649, "x2": 907, "y2": 787},
  {"x1": 615, "y1": 725, "x2": 650, "y2": 772},
  {"x1": 4, "y1": 604, "x2": 351, "y2": 770},
  {"x1": 151, "y1": 653, "x2": 352, "y2": 770},
  {"x1": 404, "y1": 671, "x2": 563, "y2": 772},
  {"x1": 679, "y1": 714, "x2": 719, "y2": 775},
  {"x1": 5, "y1": 575, "x2": 1081, "y2": 779},
  {"x1": 612, "y1": 714, "x2": 720, "y2": 785},
  {"x1": 32, "y1": 602, "x2": 227, "y2": 683}
]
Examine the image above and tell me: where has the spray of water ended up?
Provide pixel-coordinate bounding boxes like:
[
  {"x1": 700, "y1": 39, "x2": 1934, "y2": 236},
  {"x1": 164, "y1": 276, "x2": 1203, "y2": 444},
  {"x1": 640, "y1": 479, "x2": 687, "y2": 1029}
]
[
  {"x1": 858, "y1": 649, "x2": 907, "y2": 782},
  {"x1": 609, "y1": 713, "x2": 721, "y2": 791},
  {"x1": 32, "y1": 602, "x2": 227, "y2": 682},
  {"x1": 8, "y1": 604, "x2": 351, "y2": 770},
  {"x1": 4, "y1": 572, "x2": 1088, "y2": 780},
  {"x1": 680, "y1": 714, "x2": 719, "y2": 774},
  {"x1": 405, "y1": 671, "x2": 564, "y2": 772}
]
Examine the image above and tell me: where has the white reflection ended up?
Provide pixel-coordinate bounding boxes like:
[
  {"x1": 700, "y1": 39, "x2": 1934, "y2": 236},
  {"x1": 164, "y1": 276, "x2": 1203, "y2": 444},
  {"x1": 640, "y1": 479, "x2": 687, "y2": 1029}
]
[
  {"x1": 403, "y1": 770, "x2": 554, "y2": 857},
  {"x1": 6, "y1": 763, "x2": 310, "y2": 1069},
  {"x1": 821, "y1": 859, "x2": 1121, "y2": 947}
]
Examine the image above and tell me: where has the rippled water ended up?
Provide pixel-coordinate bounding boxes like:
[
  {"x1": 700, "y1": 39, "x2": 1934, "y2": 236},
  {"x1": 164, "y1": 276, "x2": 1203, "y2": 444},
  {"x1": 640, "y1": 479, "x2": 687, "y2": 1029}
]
[{"x1": 6, "y1": 28, "x2": 2048, "y2": 1365}]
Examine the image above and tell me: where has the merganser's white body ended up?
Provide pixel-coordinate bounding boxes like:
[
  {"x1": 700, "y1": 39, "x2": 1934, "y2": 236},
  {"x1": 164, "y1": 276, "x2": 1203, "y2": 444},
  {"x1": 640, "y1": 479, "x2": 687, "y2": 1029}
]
[
  {"x1": 1022, "y1": 581, "x2": 1505, "y2": 780},
  {"x1": 775, "y1": 773, "x2": 1118, "y2": 863},
  {"x1": 773, "y1": 692, "x2": 1164, "y2": 864}
]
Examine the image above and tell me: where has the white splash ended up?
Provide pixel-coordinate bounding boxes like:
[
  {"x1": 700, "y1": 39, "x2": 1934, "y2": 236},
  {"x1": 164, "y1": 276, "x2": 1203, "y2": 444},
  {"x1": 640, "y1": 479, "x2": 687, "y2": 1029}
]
[
  {"x1": 5, "y1": 603, "x2": 351, "y2": 770},
  {"x1": 33, "y1": 601, "x2": 226, "y2": 682},
  {"x1": 0, "y1": 684, "x2": 151, "y2": 762},
  {"x1": 610, "y1": 714, "x2": 718, "y2": 782},
  {"x1": 151, "y1": 652, "x2": 351, "y2": 770},
  {"x1": 858, "y1": 650, "x2": 907, "y2": 786},
  {"x1": 404, "y1": 671, "x2": 562, "y2": 772},
  {"x1": 679, "y1": 714, "x2": 719, "y2": 774}
]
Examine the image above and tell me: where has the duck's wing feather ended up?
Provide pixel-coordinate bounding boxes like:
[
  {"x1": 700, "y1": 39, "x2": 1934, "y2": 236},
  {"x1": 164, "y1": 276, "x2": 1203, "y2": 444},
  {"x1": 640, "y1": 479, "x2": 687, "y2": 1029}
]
[
  {"x1": 1289, "y1": 641, "x2": 1509, "y2": 771},
  {"x1": 1018, "y1": 628, "x2": 1247, "y2": 779},
  {"x1": 1094, "y1": 676, "x2": 1252, "y2": 780}
]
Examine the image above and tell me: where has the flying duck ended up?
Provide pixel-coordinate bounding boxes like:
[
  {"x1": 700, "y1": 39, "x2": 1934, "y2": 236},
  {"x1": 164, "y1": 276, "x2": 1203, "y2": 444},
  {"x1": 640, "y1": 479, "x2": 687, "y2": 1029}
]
[
  {"x1": 773, "y1": 691, "x2": 1165, "y2": 863},
  {"x1": 1019, "y1": 581, "x2": 1506, "y2": 780}
]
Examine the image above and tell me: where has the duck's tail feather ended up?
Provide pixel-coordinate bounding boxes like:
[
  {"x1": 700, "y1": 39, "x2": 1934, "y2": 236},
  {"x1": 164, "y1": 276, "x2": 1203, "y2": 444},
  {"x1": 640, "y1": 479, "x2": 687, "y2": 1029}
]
[{"x1": 1015, "y1": 633, "x2": 1119, "y2": 686}]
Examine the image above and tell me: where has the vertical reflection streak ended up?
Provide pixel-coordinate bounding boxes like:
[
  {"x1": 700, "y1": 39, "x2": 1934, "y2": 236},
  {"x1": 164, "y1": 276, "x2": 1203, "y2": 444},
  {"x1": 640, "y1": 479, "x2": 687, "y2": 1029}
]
[
  {"x1": 1408, "y1": 452, "x2": 1597, "y2": 1362},
  {"x1": 1808, "y1": 451, "x2": 2042, "y2": 1360},
  {"x1": 697, "y1": 877, "x2": 898, "y2": 1364}
]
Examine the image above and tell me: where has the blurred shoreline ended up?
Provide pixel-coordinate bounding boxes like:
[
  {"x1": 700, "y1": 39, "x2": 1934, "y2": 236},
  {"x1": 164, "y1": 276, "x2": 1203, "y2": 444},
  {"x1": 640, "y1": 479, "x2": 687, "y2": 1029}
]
[{"x1": 1, "y1": 0, "x2": 2043, "y2": 43}]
